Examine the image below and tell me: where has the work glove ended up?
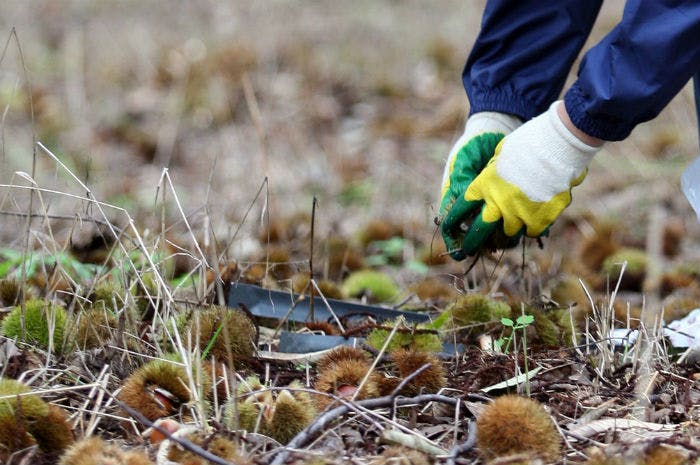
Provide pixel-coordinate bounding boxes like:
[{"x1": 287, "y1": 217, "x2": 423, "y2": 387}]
[
  {"x1": 442, "y1": 101, "x2": 602, "y2": 259},
  {"x1": 439, "y1": 112, "x2": 522, "y2": 260}
]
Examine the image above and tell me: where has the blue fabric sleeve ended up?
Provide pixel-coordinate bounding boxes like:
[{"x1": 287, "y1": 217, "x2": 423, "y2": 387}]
[
  {"x1": 565, "y1": 0, "x2": 700, "y2": 141},
  {"x1": 464, "y1": 1, "x2": 603, "y2": 121},
  {"x1": 695, "y1": 72, "x2": 700, "y2": 148}
]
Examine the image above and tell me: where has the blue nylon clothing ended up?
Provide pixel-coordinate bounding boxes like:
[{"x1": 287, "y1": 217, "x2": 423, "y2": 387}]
[
  {"x1": 464, "y1": 1, "x2": 700, "y2": 141},
  {"x1": 695, "y1": 72, "x2": 700, "y2": 146}
]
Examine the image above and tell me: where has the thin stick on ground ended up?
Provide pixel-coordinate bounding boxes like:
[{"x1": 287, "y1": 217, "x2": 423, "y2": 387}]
[
  {"x1": 271, "y1": 393, "x2": 462, "y2": 465},
  {"x1": 445, "y1": 420, "x2": 476, "y2": 465},
  {"x1": 114, "y1": 397, "x2": 238, "y2": 465}
]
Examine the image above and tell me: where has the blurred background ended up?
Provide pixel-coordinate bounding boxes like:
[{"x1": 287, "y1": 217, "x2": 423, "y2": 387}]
[{"x1": 0, "y1": 0, "x2": 698, "y2": 260}]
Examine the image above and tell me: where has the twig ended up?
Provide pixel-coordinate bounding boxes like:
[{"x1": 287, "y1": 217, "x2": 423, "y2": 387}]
[
  {"x1": 0, "y1": 210, "x2": 126, "y2": 235},
  {"x1": 351, "y1": 318, "x2": 402, "y2": 402},
  {"x1": 0, "y1": 382, "x2": 101, "y2": 400},
  {"x1": 310, "y1": 279, "x2": 345, "y2": 333},
  {"x1": 308, "y1": 196, "x2": 316, "y2": 321},
  {"x1": 389, "y1": 363, "x2": 431, "y2": 397},
  {"x1": 114, "y1": 395, "x2": 238, "y2": 465},
  {"x1": 445, "y1": 420, "x2": 476, "y2": 465},
  {"x1": 270, "y1": 393, "x2": 461, "y2": 465}
]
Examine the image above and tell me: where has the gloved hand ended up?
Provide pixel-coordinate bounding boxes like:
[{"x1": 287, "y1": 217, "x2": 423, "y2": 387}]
[
  {"x1": 439, "y1": 112, "x2": 522, "y2": 260},
  {"x1": 442, "y1": 101, "x2": 603, "y2": 259}
]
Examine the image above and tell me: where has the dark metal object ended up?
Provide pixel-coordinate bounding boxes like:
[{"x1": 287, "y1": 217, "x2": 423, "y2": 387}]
[
  {"x1": 228, "y1": 282, "x2": 431, "y2": 325},
  {"x1": 278, "y1": 331, "x2": 362, "y2": 353}
]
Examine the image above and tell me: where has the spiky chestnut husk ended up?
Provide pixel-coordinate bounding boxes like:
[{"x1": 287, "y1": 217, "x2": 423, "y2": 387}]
[
  {"x1": 58, "y1": 436, "x2": 152, "y2": 465},
  {"x1": 366, "y1": 320, "x2": 442, "y2": 353},
  {"x1": 0, "y1": 415, "x2": 34, "y2": 462},
  {"x1": 165, "y1": 430, "x2": 246, "y2": 465},
  {"x1": 549, "y1": 274, "x2": 592, "y2": 313},
  {"x1": 27, "y1": 404, "x2": 74, "y2": 454},
  {"x1": 0, "y1": 378, "x2": 73, "y2": 459},
  {"x1": 575, "y1": 220, "x2": 620, "y2": 272},
  {"x1": 523, "y1": 306, "x2": 573, "y2": 348},
  {"x1": 416, "y1": 241, "x2": 450, "y2": 266},
  {"x1": 662, "y1": 219, "x2": 684, "y2": 258},
  {"x1": 316, "y1": 346, "x2": 371, "y2": 373},
  {"x1": 582, "y1": 443, "x2": 688, "y2": 465},
  {"x1": 409, "y1": 277, "x2": 456, "y2": 304},
  {"x1": 288, "y1": 457, "x2": 334, "y2": 465},
  {"x1": 0, "y1": 378, "x2": 40, "y2": 461},
  {"x1": 600, "y1": 248, "x2": 647, "y2": 292},
  {"x1": 73, "y1": 307, "x2": 118, "y2": 349},
  {"x1": 131, "y1": 272, "x2": 162, "y2": 321},
  {"x1": 225, "y1": 377, "x2": 316, "y2": 444},
  {"x1": 89, "y1": 280, "x2": 125, "y2": 312},
  {"x1": 476, "y1": 395, "x2": 561, "y2": 462},
  {"x1": 264, "y1": 387, "x2": 317, "y2": 444},
  {"x1": 257, "y1": 245, "x2": 294, "y2": 281},
  {"x1": 356, "y1": 220, "x2": 402, "y2": 247},
  {"x1": 659, "y1": 271, "x2": 697, "y2": 297},
  {"x1": 582, "y1": 448, "x2": 623, "y2": 465},
  {"x1": 641, "y1": 444, "x2": 687, "y2": 465},
  {"x1": 202, "y1": 359, "x2": 234, "y2": 402},
  {"x1": 256, "y1": 212, "x2": 310, "y2": 245},
  {"x1": 374, "y1": 446, "x2": 431, "y2": 465},
  {"x1": 1, "y1": 298, "x2": 68, "y2": 352},
  {"x1": 305, "y1": 321, "x2": 340, "y2": 336},
  {"x1": 118, "y1": 357, "x2": 210, "y2": 421},
  {"x1": 443, "y1": 294, "x2": 511, "y2": 328},
  {"x1": 0, "y1": 278, "x2": 21, "y2": 307},
  {"x1": 291, "y1": 272, "x2": 345, "y2": 300},
  {"x1": 186, "y1": 305, "x2": 257, "y2": 363},
  {"x1": 342, "y1": 270, "x2": 400, "y2": 303},
  {"x1": 389, "y1": 349, "x2": 446, "y2": 395},
  {"x1": 241, "y1": 263, "x2": 267, "y2": 285},
  {"x1": 324, "y1": 235, "x2": 366, "y2": 281},
  {"x1": 314, "y1": 359, "x2": 381, "y2": 410},
  {"x1": 661, "y1": 293, "x2": 700, "y2": 323},
  {"x1": 375, "y1": 374, "x2": 402, "y2": 396}
]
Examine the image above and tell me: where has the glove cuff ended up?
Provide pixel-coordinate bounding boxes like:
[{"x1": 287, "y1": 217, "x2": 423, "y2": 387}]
[
  {"x1": 548, "y1": 101, "x2": 601, "y2": 158},
  {"x1": 541, "y1": 101, "x2": 601, "y2": 175},
  {"x1": 465, "y1": 111, "x2": 522, "y2": 137},
  {"x1": 493, "y1": 101, "x2": 602, "y2": 203}
]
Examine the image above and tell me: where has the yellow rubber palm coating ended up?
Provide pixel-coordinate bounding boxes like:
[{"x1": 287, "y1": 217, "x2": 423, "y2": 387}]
[{"x1": 466, "y1": 141, "x2": 588, "y2": 237}]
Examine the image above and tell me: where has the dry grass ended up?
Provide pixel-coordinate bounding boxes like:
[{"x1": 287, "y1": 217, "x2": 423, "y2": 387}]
[{"x1": 1, "y1": 2, "x2": 700, "y2": 464}]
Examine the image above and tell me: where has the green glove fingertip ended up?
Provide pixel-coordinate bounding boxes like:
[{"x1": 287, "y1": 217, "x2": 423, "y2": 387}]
[
  {"x1": 459, "y1": 211, "x2": 498, "y2": 257},
  {"x1": 440, "y1": 197, "x2": 486, "y2": 260}
]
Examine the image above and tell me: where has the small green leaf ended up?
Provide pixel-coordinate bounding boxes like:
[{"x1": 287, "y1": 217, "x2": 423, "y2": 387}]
[
  {"x1": 516, "y1": 314, "x2": 535, "y2": 326},
  {"x1": 500, "y1": 317, "x2": 514, "y2": 327}
]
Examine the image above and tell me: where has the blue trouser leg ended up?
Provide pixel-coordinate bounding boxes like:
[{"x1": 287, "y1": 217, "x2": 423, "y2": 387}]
[{"x1": 695, "y1": 71, "x2": 700, "y2": 150}]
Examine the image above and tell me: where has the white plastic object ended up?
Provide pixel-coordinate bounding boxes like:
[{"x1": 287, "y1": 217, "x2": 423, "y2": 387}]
[{"x1": 681, "y1": 155, "x2": 700, "y2": 222}]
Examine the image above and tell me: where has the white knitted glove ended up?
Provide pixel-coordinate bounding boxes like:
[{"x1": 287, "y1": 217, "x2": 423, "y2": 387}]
[
  {"x1": 441, "y1": 101, "x2": 602, "y2": 257},
  {"x1": 439, "y1": 112, "x2": 522, "y2": 259}
]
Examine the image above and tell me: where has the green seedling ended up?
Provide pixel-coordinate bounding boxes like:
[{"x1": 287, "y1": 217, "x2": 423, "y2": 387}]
[
  {"x1": 0, "y1": 248, "x2": 99, "y2": 282},
  {"x1": 495, "y1": 314, "x2": 534, "y2": 354},
  {"x1": 495, "y1": 312, "x2": 535, "y2": 397},
  {"x1": 366, "y1": 236, "x2": 406, "y2": 266}
]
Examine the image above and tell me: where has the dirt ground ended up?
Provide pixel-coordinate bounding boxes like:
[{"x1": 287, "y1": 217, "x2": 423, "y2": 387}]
[
  {"x1": 2, "y1": 2, "x2": 700, "y2": 465},
  {"x1": 1, "y1": 1, "x2": 698, "y2": 245}
]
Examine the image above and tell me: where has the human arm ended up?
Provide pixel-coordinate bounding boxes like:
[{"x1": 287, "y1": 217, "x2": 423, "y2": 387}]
[
  {"x1": 565, "y1": 0, "x2": 700, "y2": 141},
  {"x1": 464, "y1": 1, "x2": 603, "y2": 120},
  {"x1": 443, "y1": 0, "x2": 700, "y2": 259}
]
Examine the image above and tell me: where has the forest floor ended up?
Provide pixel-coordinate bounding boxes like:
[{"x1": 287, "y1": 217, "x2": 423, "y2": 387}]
[{"x1": 1, "y1": 2, "x2": 700, "y2": 465}]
